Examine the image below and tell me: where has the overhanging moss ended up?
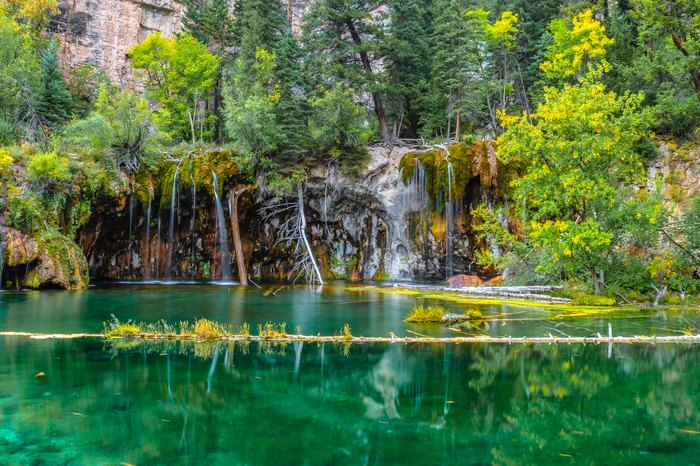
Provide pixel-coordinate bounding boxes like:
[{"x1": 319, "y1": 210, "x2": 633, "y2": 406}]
[{"x1": 399, "y1": 141, "x2": 499, "y2": 204}]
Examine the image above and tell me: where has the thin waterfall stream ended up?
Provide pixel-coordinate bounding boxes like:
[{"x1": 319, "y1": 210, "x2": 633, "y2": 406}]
[
  {"x1": 166, "y1": 160, "x2": 182, "y2": 279},
  {"x1": 190, "y1": 160, "x2": 197, "y2": 279},
  {"x1": 212, "y1": 171, "x2": 232, "y2": 280},
  {"x1": 127, "y1": 191, "x2": 134, "y2": 278},
  {"x1": 144, "y1": 186, "x2": 152, "y2": 279}
]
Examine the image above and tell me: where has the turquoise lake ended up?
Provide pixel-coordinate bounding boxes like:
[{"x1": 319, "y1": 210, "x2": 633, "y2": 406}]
[{"x1": 1, "y1": 284, "x2": 699, "y2": 464}]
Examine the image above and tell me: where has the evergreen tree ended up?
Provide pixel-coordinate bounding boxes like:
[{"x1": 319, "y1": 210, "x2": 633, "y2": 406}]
[
  {"x1": 274, "y1": 30, "x2": 311, "y2": 163},
  {"x1": 182, "y1": 0, "x2": 237, "y2": 56},
  {"x1": 236, "y1": 0, "x2": 287, "y2": 70},
  {"x1": 37, "y1": 39, "x2": 73, "y2": 130},
  {"x1": 302, "y1": 0, "x2": 390, "y2": 141},
  {"x1": 383, "y1": 0, "x2": 432, "y2": 138}
]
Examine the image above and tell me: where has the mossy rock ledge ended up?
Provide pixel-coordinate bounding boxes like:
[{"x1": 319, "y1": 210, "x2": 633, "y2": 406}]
[{"x1": 2, "y1": 227, "x2": 89, "y2": 289}]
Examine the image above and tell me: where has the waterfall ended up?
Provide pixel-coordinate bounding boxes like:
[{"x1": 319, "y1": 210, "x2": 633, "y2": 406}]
[
  {"x1": 445, "y1": 159, "x2": 455, "y2": 280},
  {"x1": 0, "y1": 228, "x2": 5, "y2": 289},
  {"x1": 212, "y1": 171, "x2": 231, "y2": 280},
  {"x1": 402, "y1": 159, "x2": 428, "y2": 214},
  {"x1": 144, "y1": 186, "x2": 152, "y2": 279},
  {"x1": 155, "y1": 214, "x2": 162, "y2": 278},
  {"x1": 127, "y1": 191, "x2": 134, "y2": 278},
  {"x1": 190, "y1": 160, "x2": 197, "y2": 279},
  {"x1": 166, "y1": 161, "x2": 182, "y2": 279}
]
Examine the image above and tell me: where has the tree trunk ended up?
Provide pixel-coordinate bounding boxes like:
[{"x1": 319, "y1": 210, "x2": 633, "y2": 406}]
[
  {"x1": 590, "y1": 267, "x2": 600, "y2": 293},
  {"x1": 455, "y1": 110, "x2": 461, "y2": 142},
  {"x1": 345, "y1": 19, "x2": 390, "y2": 141},
  {"x1": 297, "y1": 184, "x2": 324, "y2": 285},
  {"x1": 668, "y1": 26, "x2": 700, "y2": 97},
  {"x1": 228, "y1": 187, "x2": 248, "y2": 286}
]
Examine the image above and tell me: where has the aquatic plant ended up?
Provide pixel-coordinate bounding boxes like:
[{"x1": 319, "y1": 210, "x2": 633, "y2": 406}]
[
  {"x1": 257, "y1": 322, "x2": 287, "y2": 338},
  {"x1": 342, "y1": 324, "x2": 353, "y2": 340},
  {"x1": 103, "y1": 315, "x2": 142, "y2": 337},
  {"x1": 404, "y1": 305, "x2": 482, "y2": 323}
]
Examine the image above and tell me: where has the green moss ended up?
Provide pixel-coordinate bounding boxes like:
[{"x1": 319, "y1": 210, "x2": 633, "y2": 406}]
[{"x1": 399, "y1": 142, "x2": 497, "y2": 205}]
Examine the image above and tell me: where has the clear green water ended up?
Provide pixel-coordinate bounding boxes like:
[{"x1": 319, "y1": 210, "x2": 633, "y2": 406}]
[
  {"x1": 1, "y1": 284, "x2": 699, "y2": 464},
  {"x1": 0, "y1": 338, "x2": 699, "y2": 465},
  {"x1": 1, "y1": 282, "x2": 698, "y2": 338}
]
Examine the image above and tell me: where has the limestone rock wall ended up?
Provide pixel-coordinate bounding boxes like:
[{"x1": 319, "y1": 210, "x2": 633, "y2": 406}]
[
  {"x1": 51, "y1": 0, "x2": 315, "y2": 87},
  {"x1": 51, "y1": 0, "x2": 184, "y2": 88}
]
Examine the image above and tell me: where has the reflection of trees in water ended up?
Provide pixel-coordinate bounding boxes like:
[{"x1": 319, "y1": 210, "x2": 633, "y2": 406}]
[{"x1": 1, "y1": 340, "x2": 699, "y2": 464}]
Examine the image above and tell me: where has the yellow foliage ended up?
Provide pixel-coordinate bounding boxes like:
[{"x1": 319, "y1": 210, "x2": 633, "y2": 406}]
[
  {"x1": 0, "y1": 0, "x2": 58, "y2": 29},
  {"x1": 540, "y1": 10, "x2": 614, "y2": 79},
  {"x1": 486, "y1": 11, "x2": 519, "y2": 48},
  {"x1": 0, "y1": 148, "x2": 13, "y2": 174}
]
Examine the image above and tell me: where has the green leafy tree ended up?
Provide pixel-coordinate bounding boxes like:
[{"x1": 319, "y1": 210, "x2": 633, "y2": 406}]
[
  {"x1": 61, "y1": 84, "x2": 165, "y2": 173},
  {"x1": 128, "y1": 32, "x2": 220, "y2": 142},
  {"x1": 303, "y1": 0, "x2": 389, "y2": 140},
  {"x1": 308, "y1": 82, "x2": 369, "y2": 156},
  {"x1": 631, "y1": 0, "x2": 700, "y2": 97},
  {"x1": 0, "y1": 16, "x2": 41, "y2": 143},
  {"x1": 224, "y1": 48, "x2": 282, "y2": 162},
  {"x1": 497, "y1": 11, "x2": 651, "y2": 291}
]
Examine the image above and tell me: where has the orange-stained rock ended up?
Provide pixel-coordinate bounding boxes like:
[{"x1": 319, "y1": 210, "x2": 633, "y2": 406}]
[
  {"x1": 447, "y1": 274, "x2": 483, "y2": 288},
  {"x1": 484, "y1": 276, "x2": 503, "y2": 286}
]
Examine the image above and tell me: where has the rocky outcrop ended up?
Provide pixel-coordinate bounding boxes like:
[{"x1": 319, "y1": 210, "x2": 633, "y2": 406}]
[
  {"x1": 0, "y1": 227, "x2": 89, "y2": 289},
  {"x1": 648, "y1": 139, "x2": 700, "y2": 211}
]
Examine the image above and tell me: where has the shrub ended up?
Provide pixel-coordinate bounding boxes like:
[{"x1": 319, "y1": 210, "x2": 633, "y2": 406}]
[{"x1": 26, "y1": 151, "x2": 71, "y2": 192}]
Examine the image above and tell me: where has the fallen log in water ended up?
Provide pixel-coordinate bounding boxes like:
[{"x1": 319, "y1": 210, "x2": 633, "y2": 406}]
[
  {"x1": 2, "y1": 331, "x2": 700, "y2": 345},
  {"x1": 448, "y1": 286, "x2": 572, "y2": 303}
]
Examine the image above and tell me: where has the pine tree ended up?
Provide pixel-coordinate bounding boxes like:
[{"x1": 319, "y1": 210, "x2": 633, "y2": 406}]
[
  {"x1": 383, "y1": 0, "x2": 432, "y2": 138},
  {"x1": 182, "y1": 0, "x2": 237, "y2": 56},
  {"x1": 274, "y1": 30, "x2": 311, "y2": 163},
  {"x1": 37, "y1": 39, "x2": 73, "y2": 130},
  {"x1": 236, "y1": 0, "x2": 287, "y2": 69},
  {"x1": 302, "y1": 0, "x2": 390, "y2": 141}
]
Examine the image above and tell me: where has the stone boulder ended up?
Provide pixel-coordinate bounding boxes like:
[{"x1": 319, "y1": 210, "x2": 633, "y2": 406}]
[
  {"x1": 484, "y1": 276, "x2": 503, "y2": 286},
  {"x1": 1, "y1": 227, "x2": 89, "y2": 289},
  {"x1": 447, "y1": 274, "x2": 483, "y2": 288}
]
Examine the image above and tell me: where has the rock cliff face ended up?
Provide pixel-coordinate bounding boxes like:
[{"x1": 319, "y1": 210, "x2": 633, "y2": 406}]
[
  {"x1": 74, "y1": 144, "x2": 502, "y2": 283},
  {"x1": 52, "y1": 0, "x2": 184, "y2": 87},
  {"x1": 51, "y1": 0, "x2": 314, "y2": 86}
]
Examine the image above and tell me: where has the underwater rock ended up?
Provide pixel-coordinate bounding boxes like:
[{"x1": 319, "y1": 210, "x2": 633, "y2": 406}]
[
  {"x1": 0, "y1": 428, "x2": 20, "y2": 445},
  {"x1": 447, "y1": 274, "x2": 483, "y2": 288}
]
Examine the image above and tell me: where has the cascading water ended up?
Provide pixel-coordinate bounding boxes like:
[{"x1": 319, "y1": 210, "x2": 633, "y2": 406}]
[
  {"x1": 401, "y1": 158, "x2": 429, "y2": 268},
  {"x1": 190, "y1": 160, "x2": 197, "y2": 279},
  {"x1": 0, "y1": 229, "x2": 5, "y2": 288},
  {"x1": 444, "y1": 158, "x2": 455, "y2": 280},
  {"x1": 127, "y1": 191, "x2": 134, "y2": 278},
  {"x1": 144, "y1": 186, "x2": 152, "y2": 279},
  {"x1": 155, "y1": 215, "x2": 162, "y2": 278},
  {"x1": 166, "y1": 161, "x2": 182, "y2": 279},
  {"x1": 212, "y1": 171, "x2": 232, "y2": 280}
]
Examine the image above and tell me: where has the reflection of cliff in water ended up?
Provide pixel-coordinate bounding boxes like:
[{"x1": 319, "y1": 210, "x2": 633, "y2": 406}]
[{"x1": 1, "y1": 338, "x2": 699, "y2": 465}]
